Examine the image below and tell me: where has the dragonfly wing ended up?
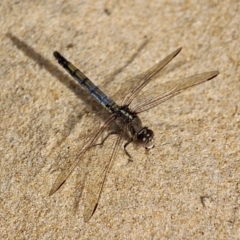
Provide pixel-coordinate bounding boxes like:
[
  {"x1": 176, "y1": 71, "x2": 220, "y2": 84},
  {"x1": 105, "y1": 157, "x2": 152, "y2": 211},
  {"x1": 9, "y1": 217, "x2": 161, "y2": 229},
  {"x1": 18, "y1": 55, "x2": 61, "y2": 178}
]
[
  {"x1": 83, "y1": 134, "x2": 122, "y2": 222},
  {"x1": 112, "y1": 48, "x2": 182, "y2": 106},
  {"x1": 132, "y1": 71, "x2": 219, "y2": 113},
  {"x1": 49, "y1": 114, "x2": 116, "y2": 196}
]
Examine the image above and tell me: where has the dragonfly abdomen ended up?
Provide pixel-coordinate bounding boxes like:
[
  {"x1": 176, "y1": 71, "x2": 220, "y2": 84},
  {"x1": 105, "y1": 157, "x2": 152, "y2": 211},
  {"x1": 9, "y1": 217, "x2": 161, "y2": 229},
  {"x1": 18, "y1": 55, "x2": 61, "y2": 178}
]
[{"x1": 54, "y1": 51, "x2": 117, "y2": 113}]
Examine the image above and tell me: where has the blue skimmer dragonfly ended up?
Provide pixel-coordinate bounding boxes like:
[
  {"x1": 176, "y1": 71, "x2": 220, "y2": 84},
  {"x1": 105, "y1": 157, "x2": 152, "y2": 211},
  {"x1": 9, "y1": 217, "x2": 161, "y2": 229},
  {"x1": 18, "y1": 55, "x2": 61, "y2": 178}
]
[{"x1": 50, "y1": 47, "x2": 219, "y2": 222}]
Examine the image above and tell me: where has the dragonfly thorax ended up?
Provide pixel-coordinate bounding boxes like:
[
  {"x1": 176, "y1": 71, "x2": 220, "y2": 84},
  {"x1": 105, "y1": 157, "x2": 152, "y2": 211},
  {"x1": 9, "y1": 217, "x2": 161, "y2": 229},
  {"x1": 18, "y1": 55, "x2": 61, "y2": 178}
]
[{"x1": 116, "y1": 106, "x2": 155, "y2": 149}]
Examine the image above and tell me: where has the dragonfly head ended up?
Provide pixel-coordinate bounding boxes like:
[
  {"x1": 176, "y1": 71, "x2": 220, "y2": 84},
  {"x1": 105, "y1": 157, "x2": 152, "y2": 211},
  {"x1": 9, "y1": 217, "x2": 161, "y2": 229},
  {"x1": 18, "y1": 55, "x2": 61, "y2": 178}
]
[{"x1": 136, "y1": 127, "x2": 154, "y2": 149}]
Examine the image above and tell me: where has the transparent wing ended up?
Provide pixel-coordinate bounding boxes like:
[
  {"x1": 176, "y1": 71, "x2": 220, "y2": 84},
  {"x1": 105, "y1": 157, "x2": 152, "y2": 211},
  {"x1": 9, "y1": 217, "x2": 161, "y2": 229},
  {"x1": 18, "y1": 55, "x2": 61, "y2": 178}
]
[
  {"x1": 111, "y1": 48, "x2": 182, "y2": 106},
  {"x1": 49, "y1": 114, "x2": 116, "y2": 196},
  {"x1": 131, "y1": 71, "x2": 219, "y2": 113},
  {"x1": 83, "y1": 134, "x2": 122, "y2": 222}
]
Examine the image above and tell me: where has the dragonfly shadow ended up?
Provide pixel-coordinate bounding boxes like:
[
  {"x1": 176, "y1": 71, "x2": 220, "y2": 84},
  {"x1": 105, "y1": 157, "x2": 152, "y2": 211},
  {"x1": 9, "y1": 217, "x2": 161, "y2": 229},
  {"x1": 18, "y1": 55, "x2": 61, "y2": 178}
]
[{"x1": 5, "y1": 34, "x2": 139, "y2": 143}]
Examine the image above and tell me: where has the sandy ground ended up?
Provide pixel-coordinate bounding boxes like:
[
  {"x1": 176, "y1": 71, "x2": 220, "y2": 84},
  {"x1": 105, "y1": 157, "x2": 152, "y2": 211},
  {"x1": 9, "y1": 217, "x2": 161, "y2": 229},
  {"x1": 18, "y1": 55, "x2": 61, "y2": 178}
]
[{"x1": 1, "y1": 1, "x2": 239, "y2": 239}]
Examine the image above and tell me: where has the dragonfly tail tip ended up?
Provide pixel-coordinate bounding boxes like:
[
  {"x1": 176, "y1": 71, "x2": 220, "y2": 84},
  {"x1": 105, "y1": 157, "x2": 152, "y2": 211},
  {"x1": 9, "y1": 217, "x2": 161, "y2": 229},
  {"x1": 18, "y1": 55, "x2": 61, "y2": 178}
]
[{"x1": 53, "y1": 51, "x2": 61, "y2": 59}]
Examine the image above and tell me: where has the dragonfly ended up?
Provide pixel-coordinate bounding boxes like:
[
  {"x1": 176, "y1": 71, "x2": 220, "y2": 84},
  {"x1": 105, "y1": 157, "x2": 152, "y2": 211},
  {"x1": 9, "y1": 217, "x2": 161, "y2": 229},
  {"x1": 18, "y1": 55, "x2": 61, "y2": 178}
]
[{"x1": 50, "y1": 47, "x2": 219, "y2": 222}]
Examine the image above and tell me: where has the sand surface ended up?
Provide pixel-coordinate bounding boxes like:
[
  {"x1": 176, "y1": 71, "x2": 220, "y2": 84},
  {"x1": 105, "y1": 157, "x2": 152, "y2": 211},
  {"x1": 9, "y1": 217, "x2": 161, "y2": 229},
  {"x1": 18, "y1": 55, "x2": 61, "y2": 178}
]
[{"x1": 1, "y1": 1, "x2": 239, "y2": 239}]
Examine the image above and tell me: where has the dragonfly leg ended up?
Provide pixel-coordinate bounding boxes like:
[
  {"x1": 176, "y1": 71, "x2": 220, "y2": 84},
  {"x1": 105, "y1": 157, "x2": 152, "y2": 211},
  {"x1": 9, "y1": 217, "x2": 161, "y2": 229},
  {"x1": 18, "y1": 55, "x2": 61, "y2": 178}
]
[
  {"x1": 92, "y1": 131, "x2": 118, "y2": 147},
  {"x1": 124, "y1": 139, "x2": 133, "y2": 162}
]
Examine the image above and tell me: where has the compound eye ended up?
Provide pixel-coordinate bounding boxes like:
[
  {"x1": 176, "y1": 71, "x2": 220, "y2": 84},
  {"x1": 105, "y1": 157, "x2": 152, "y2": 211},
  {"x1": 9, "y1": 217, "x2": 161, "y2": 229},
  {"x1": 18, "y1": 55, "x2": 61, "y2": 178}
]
[{"x1": 137, "y1": 127, "x2": 154, "y2": 149}]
